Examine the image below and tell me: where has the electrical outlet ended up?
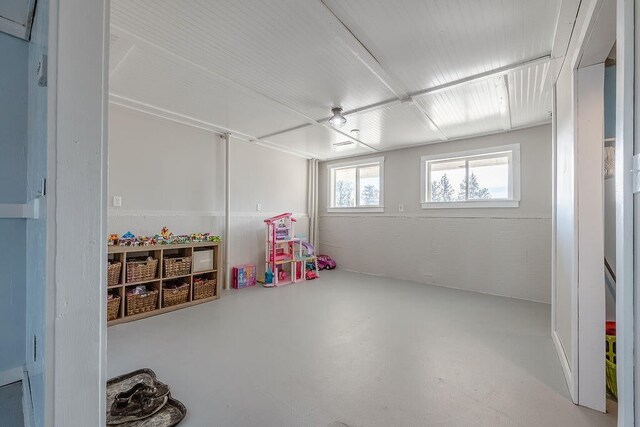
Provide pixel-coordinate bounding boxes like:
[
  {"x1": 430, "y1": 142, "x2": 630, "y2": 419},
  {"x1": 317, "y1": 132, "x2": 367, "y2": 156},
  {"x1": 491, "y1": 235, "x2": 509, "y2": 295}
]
[
  {"x1": 113, "y1": 196, "x2": 122, "y2": 207},
  {"x1": 398, "y1": 203, "x2": 404, "y2": 212},
  {"x1": 256, "y1": 203, "x2": 262, "y2": 212}
]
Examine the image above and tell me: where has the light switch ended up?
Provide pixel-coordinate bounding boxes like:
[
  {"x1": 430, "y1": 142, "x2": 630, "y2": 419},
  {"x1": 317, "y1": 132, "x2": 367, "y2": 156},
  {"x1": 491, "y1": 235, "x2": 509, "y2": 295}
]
[
  {"x1": 113, "y1": 196, "x2": 122, "y2": 207},
  {"x1": 398, "y1": 203, "x2": 404, "y2": 212},
  {"x1": 256, "y1": 203, "x2": 262, "y2": 212}
]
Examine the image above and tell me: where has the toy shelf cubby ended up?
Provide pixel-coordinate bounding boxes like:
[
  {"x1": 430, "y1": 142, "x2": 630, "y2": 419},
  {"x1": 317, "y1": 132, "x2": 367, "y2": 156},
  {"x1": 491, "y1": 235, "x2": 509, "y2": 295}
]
[{"x1": 107, "y1": 241, "x2": 221, "y2": 326}]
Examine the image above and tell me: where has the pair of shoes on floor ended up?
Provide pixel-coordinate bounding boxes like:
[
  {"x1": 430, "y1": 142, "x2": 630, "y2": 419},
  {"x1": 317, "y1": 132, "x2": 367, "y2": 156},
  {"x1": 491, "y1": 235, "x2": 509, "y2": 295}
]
[{"x1": 107, "y1": 380, "x2": 170, "y2": 425}]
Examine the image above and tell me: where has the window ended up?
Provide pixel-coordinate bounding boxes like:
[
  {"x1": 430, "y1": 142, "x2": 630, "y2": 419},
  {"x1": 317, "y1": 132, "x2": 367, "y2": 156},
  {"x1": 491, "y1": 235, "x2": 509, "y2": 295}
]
[
  {"x1": 420, "y1": 144, "x2": 520, "y2": 208},
  {"x1": 328, "y1": 157, "x2": 384, "y2": 212}
]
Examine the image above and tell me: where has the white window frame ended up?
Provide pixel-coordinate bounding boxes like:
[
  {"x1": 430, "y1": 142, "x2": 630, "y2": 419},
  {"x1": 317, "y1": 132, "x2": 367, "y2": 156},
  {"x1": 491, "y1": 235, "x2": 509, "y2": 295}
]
[
  {"x1": 420, "y1": 144, "x2": 521, "y2": 209},
  {"x1": 327, "y1": 156, "x2": 384, "y2": 213}
]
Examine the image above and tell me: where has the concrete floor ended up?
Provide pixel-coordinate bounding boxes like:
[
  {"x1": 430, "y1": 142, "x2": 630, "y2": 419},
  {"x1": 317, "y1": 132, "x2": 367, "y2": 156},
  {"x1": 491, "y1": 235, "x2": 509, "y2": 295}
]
[
  {"x1": 108, "y1": 271, "x2": 616, "y2": 427},
  {"x1": 0, "y1": 381, "x2": 24, "y2": 427}
]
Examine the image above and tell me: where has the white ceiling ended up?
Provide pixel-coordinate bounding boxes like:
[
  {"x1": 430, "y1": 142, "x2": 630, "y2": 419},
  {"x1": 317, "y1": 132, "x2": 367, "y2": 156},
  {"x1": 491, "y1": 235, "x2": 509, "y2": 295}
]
[{"x1": 109, "y1": 0, "x2": 561, "y2": 160}]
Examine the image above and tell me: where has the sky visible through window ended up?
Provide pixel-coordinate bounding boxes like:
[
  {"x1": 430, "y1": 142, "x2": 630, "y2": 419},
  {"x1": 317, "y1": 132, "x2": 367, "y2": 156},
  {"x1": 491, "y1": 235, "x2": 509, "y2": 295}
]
[
  {"x1": 429, "y1": 155, "x2": 508, "y2": 202},
  {"x1": 333, "y1": 164, "x2": 380, "y2": 207}
]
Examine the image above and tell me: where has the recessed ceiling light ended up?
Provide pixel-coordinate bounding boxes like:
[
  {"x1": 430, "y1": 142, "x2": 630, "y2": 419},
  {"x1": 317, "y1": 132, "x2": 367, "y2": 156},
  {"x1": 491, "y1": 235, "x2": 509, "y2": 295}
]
[{"x1": 328, "y1": 107, "x2": 347, "y2": 128}]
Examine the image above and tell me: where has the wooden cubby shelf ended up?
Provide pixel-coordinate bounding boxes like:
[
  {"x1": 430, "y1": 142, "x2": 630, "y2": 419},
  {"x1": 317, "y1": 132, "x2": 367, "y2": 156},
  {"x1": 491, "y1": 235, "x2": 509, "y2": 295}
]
[{"x1": 107, "y1": 241, "x2": 221, "y2": 326}]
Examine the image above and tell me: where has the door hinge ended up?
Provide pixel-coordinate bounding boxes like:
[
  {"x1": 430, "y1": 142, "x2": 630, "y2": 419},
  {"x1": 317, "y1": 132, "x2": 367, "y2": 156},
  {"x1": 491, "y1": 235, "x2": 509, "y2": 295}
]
[{"x1": 633, "y1": 154, "x2": 640, "y2": 194}]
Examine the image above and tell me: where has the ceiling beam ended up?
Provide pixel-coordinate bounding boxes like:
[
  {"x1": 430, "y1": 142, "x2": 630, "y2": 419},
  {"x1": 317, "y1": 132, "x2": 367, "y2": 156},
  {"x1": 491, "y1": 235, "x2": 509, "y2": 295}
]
[
  {"x1": 410, "y1": 54, "x2": 551, "y2": 99},
  {"x1": 110, "y1": 25, "x2": 321, "y2": 125},
  {"x1": 111, "y1": 24, "x2": 379, "y2": 153},
  {"x1": 317, "y1": 0, "x2": 447, "y2": 141},
  {"x1": 502, "y1": 75, "x2": 513, "y2": 131},
  {"x1": 109, "y1": 93, "x2": 319, "y2": 159},
  {"x1": 109, "y1": 37, "x2": 135, "y2": 77}
]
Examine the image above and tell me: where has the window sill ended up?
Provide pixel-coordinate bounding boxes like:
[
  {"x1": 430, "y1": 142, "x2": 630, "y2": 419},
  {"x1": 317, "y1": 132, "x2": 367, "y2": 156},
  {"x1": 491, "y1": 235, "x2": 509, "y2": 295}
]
[
  {"x1": 327, "y1": 207, "x2": 384, "y2": 213},
  {"x1": 421, "y1": 200, "x2": 519, "y2": 209}
]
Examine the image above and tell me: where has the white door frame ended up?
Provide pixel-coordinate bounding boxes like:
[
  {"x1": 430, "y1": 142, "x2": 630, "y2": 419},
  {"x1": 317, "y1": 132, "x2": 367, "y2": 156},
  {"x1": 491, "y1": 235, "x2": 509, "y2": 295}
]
[
  {"x1": 551, "y1": 0, "x2": 603, "y2": 406},
  {"x1": 616, "y1": 0, "x2": 635, "y2": 425},
  {"x1": 45, "y1": 0, "x2": 109, "y2": 425}
]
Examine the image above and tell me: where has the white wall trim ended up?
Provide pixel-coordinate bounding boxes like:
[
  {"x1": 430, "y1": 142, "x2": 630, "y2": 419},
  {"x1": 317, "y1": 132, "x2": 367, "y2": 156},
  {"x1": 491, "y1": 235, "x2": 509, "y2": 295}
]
[
  {"x1": 107, "y1": 209, "x2": 309, "y2": 218},
  {"x1": 420, "y1": 143, "x2": 521, "y2": 206},
  {"x1": 421, "y1": 201, "x2": 519, "y2": 209},
  {"x1": 616, "y1": 0, "x2": 636, "y2": 423},
  {"x1": 552, "y1": 329, "x2": 575, "y2": 397},
  {"x1": 326, "y1": 156, "x2": 385, "y2": 211},
  {"x1": 22, "y1": 368, "x2": 33, "y2": 427},
  {"x1": 0, "y1": 199, "x2": 39, "y2": 219},
  {"x1": 0, "y1": 367, "x2": 22, "y2": 386},
  {"x1": 319, "y1": 213, "x2": 550, "y2": 219},
  {"x1": 0, "y1": 0, "x2": 36, "y2": 41}
]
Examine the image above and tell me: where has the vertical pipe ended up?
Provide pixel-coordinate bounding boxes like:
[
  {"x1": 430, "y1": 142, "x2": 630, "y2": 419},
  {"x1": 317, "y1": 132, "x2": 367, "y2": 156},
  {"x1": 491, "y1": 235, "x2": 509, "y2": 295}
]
[{"x1": 224, "y1": 133, "x2": 231, "y2": 290}]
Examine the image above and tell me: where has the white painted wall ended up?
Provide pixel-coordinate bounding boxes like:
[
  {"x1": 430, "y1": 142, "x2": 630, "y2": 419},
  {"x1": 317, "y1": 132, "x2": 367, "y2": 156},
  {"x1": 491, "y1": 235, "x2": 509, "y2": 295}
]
[
  {"x1": 0, "y1": 30, "x2": 27, "y2": 382},
  {"x1": 319, "y1": 125, "x2": 552, "y2": 303},
  {"x1": 107, "y1": 107, "x2": 309, "y2": 283}
]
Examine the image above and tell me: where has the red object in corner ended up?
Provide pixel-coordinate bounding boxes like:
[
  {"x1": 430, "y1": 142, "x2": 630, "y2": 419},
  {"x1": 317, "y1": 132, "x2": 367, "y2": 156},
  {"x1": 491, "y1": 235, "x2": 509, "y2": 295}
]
[{"x1": 606, "y1": 321, "x2": 616, "y2": 336}]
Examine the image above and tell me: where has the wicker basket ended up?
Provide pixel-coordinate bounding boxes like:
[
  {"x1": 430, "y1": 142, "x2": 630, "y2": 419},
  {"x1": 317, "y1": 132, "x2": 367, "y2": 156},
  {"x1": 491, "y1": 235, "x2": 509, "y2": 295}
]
[
  {"x1": 163, "y1": 283, "x2": 190, "y2": 307},
  {"x1": 107, "y1": 295, "x2": 121, "y2": 321},
  {"x1": 126, "y1": 289, "x2": 159, "y2": 316},
  {"x1": 126, "y1": 258, "x2": 158, "y2": 283},
  {"x1": 108, "y1": 262, "x2": 121, "y2": 287},
  {"x1": 193, "y1": 278, "x2": 216, "y2": 300},
  {"x1": 164, "y1": 257, "x2": 192, "y2": 278}
]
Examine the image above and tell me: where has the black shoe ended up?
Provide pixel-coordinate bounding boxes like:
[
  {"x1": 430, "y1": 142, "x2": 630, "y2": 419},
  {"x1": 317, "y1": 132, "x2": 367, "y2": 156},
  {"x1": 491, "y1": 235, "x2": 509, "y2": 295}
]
[{"x1": 107, "y1": 393, "x2": 168, "y2": 425}]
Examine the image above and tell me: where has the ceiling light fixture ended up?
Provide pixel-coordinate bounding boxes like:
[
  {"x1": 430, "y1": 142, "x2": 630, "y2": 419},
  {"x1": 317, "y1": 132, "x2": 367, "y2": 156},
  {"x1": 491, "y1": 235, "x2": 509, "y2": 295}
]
[{"x1": 328, "y1": 107, "x2": 347, "y2": 128}]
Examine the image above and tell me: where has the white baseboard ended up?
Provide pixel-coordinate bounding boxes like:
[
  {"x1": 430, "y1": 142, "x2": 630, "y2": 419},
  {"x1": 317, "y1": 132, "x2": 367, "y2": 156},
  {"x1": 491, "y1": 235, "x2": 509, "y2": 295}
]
[
  {"x1": 0, "y1": 367, "x2": 22, "y2": 386},
  {"x1": 22, "y1": 368, "x2": 33, "y2": 427},
  {"x1": 552, "y1": 329, "x2": 576, "y2": 403}
]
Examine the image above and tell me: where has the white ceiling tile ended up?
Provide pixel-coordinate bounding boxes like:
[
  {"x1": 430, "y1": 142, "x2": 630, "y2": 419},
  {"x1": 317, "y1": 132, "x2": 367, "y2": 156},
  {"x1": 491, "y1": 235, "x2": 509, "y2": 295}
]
[
  {"x1": 507, "y1": 62, "x2": 552, "y2": 128},
  {"x1": 323, "y1": 0, "x2": 558, "y2": 93},
  {"x1": 110, "y1": 0, "x2": 397, "y2": 120},
  {"x1": 415, "y1": 77, "x2": 507, "y2": 139},
  {"x1": 347, "y1": 102, "x2": 443, "y2": 149},
  {"x1": 109, "y1": 46, "x2": 309, "y2": 138}
]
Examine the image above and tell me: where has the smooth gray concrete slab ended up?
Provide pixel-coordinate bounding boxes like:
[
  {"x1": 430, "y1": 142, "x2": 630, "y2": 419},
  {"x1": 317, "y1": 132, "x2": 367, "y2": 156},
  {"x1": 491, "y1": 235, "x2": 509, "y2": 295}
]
[
  {"x1": 108, "y1": 271, "x2": 616, "y2": 426},
  {"x1": 0, "y1": 381, "x2": 24, "y2": 427}
]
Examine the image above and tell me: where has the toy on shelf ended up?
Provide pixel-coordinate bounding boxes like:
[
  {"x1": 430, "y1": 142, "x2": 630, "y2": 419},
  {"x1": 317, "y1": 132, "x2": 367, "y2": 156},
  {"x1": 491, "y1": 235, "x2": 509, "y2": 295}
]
[
  {"x1": 108, "y1": 234, "x2": 119, "y2": 246},
  {"x1": 264, "y1": 213, "x2": 319, "y2": 286},
  {"x1": 232, "y1": 264, "x2": 257, "y2": 289},
  {"x1": 113, "y1": 226, "x2": 222, "y2": 247},
  {"x1": 161, "y1": 226, "x2": 173, "y2": 240}
]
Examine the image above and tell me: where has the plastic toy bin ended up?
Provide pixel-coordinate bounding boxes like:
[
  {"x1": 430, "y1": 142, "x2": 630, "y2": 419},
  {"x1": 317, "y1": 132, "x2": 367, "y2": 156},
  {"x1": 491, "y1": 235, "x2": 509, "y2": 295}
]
[{"x1": 605, "y1": 321, "x2": 617, "y2": 399}]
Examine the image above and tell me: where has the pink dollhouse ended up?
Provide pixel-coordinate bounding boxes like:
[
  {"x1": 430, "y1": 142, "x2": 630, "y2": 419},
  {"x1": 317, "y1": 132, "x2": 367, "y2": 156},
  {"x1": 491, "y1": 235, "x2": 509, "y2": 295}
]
[{"x1": 264, "y1": 213, "x2": 319, "y2": 286}]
